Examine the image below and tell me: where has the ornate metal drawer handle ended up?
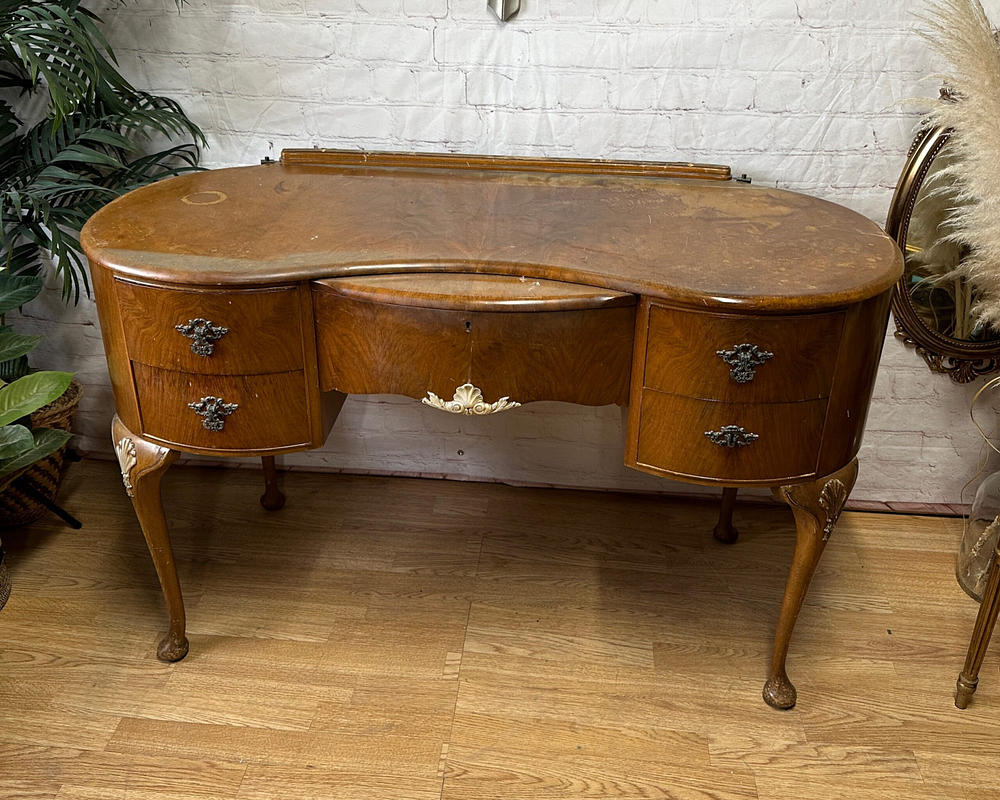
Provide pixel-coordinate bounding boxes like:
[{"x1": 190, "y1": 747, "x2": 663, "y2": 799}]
[
  {"x1": 705, "y1": 425, "x2": 759, "y2": 448},
  {"x1": 422, "y1": 383, "x2": 520, "y2": 415},
  {"x1": 175, "y1": 318, "x2": 229, "y2": 356},
  {"x1": 188, "y1": 396, "x2": 238, "y2": 431},
  {"x1": 717, "y1": 343, "x2": 774, "y2": 383}
]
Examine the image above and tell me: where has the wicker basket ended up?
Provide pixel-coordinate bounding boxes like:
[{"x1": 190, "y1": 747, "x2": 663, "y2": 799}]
[
  {"x1": 0, "y1": 379, "x2": 82, "y2": 527},
  {"x1": 0, "y1": 545, "x2": 10, "y2": 611}
]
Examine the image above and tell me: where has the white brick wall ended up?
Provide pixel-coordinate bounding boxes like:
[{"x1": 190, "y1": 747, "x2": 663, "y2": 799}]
[{"x1": 22, "y1": 0, "x2": 1000, "y2": 504}]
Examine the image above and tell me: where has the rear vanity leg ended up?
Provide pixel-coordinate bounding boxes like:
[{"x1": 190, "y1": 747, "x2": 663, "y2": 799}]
[
  {"x1": 260, "y1": 456, "x2": 286, "y2": 511},
  {"x1": 764, "y1": 459, "x2": 858, "y2": 709},
  {"x1": 112, "y1": 415, "x2": 186, "y2": 662},
  {"x1": 713, "y1": 487, "x2": 739, "y2": 544}
]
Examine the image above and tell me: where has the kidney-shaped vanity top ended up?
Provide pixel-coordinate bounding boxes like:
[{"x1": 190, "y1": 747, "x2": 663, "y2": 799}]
[{"x1": 82, "y1": 149, "x2": 902, "y2": 313}]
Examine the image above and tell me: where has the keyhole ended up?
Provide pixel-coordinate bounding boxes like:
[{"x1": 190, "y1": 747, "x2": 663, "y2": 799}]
[{"x1": 465, "y1": 320, "x2": 471, "y2": 333}]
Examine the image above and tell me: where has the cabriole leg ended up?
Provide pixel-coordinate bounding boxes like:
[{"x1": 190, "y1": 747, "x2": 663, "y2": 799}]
[
  {"x1": 956, "y1": 544, "x2": 1000, "y2": 708},
  {"x1": 112, "y1": 415, "x2": 186, "y2": 662},
  {"x1": 713, "y1": 487, "x2": 739, "y2": 544},
  {"x1": 764, "y1": 458, "x2": 858, "y2": 709},
  {"x1": 260, "y1": 456, "x2": 286, "y2": 511}
]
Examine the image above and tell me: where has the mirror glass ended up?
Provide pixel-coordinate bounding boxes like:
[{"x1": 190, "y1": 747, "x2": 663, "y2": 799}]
[{"x1": 904, "y1": 143, "x2": 1000, "y2": 342}]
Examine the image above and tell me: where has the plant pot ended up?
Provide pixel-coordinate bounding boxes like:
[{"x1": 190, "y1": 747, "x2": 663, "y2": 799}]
[
  {"x1": 0, "y1": 378, "x2": 82, "y2": 527},
  {"x1": 0, "y1": 541, "x2": 9, "y2": 610}
]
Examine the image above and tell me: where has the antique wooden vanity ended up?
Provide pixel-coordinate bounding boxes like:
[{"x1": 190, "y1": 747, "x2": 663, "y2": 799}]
[{"x1": 82, "y1": 149, "x2": 903, "y2": 709}]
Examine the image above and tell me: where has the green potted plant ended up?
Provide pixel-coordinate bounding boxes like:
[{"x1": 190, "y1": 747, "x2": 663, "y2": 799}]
[
  {"x1": 0, "y1": 0, "x2": 203, "y2": 528},
  {"x1": 0, "y1": 273, "x2": 74, "y2": 607}
]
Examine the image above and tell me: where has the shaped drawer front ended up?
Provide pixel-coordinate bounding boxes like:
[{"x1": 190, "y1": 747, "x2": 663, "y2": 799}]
[
  {"x1": 643, "y1": 305, "x2": 844, "y2": 403},
  {"x1": 117, "y1": 280, "x2": 304, "y2": 375},
  {"x1": 313, "y1": 283, "x2": 634, "y2": 407},
  {"x1": 134, "y1": 364, "x2": 311, "y2": 452},
  {"x1": 635, "y1": 390, "x2": 827, "y2": 483}
]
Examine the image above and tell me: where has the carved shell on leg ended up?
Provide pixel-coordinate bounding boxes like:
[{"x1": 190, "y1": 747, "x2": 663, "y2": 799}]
[
  {"x1": 818, "y1": 478, "x2": 848, "y2": 541},
  {"x1": 115, "y1": 436, "x2": 137, "y2": 498},
  {"x1": 422, "y1": 383, "x2": 520, "y2": 415}
]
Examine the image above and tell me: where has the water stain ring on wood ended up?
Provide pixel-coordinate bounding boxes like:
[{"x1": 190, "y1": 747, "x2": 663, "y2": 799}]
[{"x1": 181, "y1": 191, "x2": 227, "y2": 206}]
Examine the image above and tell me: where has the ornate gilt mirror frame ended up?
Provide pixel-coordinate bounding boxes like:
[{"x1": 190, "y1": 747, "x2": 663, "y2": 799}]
[{"x1": 885, "y1": 123, "x2": 1000, "y2": 383}]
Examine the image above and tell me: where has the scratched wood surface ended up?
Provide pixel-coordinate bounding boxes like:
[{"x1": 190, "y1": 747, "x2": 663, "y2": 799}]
[
  {"x1": 80, "y1": 150, "x2": 902, "y2": 312},
  {"x1": 1, "y1": 460, "x2": 996, "y2": 800}
]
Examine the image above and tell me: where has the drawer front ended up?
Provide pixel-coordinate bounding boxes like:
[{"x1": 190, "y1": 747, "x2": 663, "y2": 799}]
[
  {"x1": 643, "y1": 305, "x2": 844, "y2": 403},
  {"x1": 635, "y1": 390, "x2": 827, "y2": 483},
  {"x1": 313, "y1": 287, "x2": 634, "y2": 407},
  {"x1": 117, "y1": 281, "x2": 304, "y2": 375},
  {"x1": 134, "y1": 364, "x2": 311, "y2": 451}
]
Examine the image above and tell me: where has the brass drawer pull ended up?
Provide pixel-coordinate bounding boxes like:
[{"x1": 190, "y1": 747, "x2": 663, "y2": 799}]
[
  {"x1": 188, "y1": 396, "x2": 238, "y2": 431},
  {"x1": 705, "y1": 425, "x2": 759, "y2": 448},
  {"x1": 717, "y1": 343, "x2": 773, "y2": 383},
  {"x1": 176, "y1": 318, "x2": 229, "y2": 356}
]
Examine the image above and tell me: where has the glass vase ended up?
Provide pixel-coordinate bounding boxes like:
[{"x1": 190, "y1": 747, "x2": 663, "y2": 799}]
[{"x1": 957, "y1": 470, "x2": 1000, "y2": 600}]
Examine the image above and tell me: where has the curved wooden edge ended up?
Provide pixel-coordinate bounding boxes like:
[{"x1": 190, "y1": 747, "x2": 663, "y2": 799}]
[
  {"x1": 311, "y1": 273, "x2": 637, "y2": 312},
  {"x1": 86, "y1": 258, "x2": 899, "y2": 316},
  {"x1": 279, "y1": 148, "x2": 734, "y2": 181}
]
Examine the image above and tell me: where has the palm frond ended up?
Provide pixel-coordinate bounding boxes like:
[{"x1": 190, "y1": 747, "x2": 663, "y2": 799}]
[{"x1": 0, "y1": 0, "x2": 204, "y2": 303}]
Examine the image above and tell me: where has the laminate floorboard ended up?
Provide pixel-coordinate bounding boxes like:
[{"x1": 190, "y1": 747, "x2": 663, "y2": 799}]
[{"x1": 1, "y1": 460, "x2": 995, "y2": 799}]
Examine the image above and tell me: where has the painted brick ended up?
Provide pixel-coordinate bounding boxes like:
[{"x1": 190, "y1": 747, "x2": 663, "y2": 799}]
[
  {"x1": 403, "y1": 0, "x2": 448, "y2": 18},
  {"x1": 337, "y1": 22, "x2": 434, "y2": 63}
]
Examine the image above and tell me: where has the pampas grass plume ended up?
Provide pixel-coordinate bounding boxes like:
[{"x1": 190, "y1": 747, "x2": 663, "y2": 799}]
[{"x1": 920, "y1": 0, "x2": 1000, "y2": 330}]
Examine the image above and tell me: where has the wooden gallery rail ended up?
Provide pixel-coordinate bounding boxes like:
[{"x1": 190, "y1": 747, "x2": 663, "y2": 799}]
[{"x1": 82, "y1": 149, "x2": 903, "y2": 709}]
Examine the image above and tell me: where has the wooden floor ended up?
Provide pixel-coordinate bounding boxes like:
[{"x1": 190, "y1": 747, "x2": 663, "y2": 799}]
[{"x1": 1, "y1": 460, "x2": 997, "y2": 800}]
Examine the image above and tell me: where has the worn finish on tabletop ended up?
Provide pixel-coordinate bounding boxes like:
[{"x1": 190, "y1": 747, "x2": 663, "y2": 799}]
[
  {"x1": 82, "y1": 152, "x2": 902, "y2": 312},
  {"x1": 0, "y1": 462, "x2": 996, "y2": 800},
  {"x1": 81, "y1": 149, "x2": 903, "y2": 708}
]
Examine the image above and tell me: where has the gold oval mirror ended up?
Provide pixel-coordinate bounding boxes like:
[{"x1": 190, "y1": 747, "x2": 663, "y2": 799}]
[{"x1": 886, "y1": 123, "x2": 1000, "y2": 382}]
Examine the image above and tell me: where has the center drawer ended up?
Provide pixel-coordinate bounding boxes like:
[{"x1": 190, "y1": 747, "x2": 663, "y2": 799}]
[
  {"x1": 312, "y1": 273, "x2": 636, "y2": 407},
  {"x1": 643, "y1": 305, "x2": 845, "y2": 403}
]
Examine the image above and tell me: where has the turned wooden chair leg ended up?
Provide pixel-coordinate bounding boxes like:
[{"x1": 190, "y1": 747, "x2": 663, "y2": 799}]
[
  {"x1": 260, "y1": 456, "x2": 286, "y2": 511},
  {"x1": 764, "y1": 458, "x2": 858, "y2": 710},
  {"x1": 956, "y1": 543, "x2": 1000, "y2": 708},
  {"x1": 713, "y1": 487, "x2": 739, "y2": 544},
  {"x1": 112, "y1": 415, "x2": 187, "y2": 662}
]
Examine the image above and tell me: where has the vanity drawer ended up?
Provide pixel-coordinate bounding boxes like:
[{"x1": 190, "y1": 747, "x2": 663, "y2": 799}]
[
  {"x1": 313, "y1": 282, "x2": 635, "y2": 407},
  {"x1": 635, "y1": 390, "x2": 827, "y2": 483},
  {"x1": 134, "y1": 364, "x2": 311, "y2": 452},
  {"x1": 116, "y1": 280, "x2": 304, "y2": 375},
  {"x1": 643, "y1": 305, "x2": 844, "y2": 403}
]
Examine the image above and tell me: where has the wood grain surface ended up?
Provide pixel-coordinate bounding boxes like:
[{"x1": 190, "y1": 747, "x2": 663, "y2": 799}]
[
  {"x1": 633, "y1": 390, "x2": 827, "y2": 484},
  {"x1": 280, "y1": 148, "x2": 735, "y2": 180},
  {"x1": 0, "y1": 461, "x2": 991, "y2": 800},
  {"x1": 80, "y1": 150, "x2": 902, "y2": 312},
  {"x1": 313, "y1": 290, "x2": 635, "y2": 406},
  {"x1": 643, "y1": 304, "x2": 844, "y2": 403},
  {"x1": 117, "y1": 280, "x2": 305, "y2": 375},
  {"x1": 133, "y1": 365, "x2": 313, "y2": 453},
  {"x1": 313, "y1": 273, "x2": 636, "y2": 312}
]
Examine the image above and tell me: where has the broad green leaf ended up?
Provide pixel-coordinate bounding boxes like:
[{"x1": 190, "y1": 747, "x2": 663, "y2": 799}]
[
  {"x1": 0, "y1": 274, "x2": 43, "y2": 314},
  {"x1": 0, "y1": 426, "x2": 72, "y2": 477},
  {"x1": 0, "y1": 423, "x2": 34, "y2": 460},
  {"x1": 0, "y1": 332, "x2": 41, "y2": 362},
  {"x1": 0, "y1": 370, "x2": 73, "y2": 427}
]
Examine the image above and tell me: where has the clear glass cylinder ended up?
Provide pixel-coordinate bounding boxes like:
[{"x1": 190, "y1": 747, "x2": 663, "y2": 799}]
[{"x1": 957, "y1": 471, "x2": 1000, "y2": 599}]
